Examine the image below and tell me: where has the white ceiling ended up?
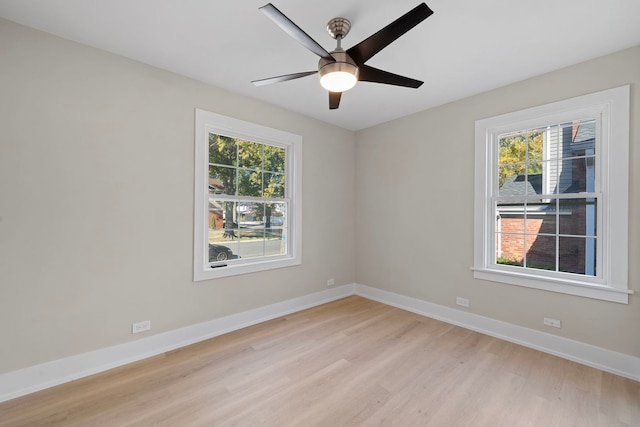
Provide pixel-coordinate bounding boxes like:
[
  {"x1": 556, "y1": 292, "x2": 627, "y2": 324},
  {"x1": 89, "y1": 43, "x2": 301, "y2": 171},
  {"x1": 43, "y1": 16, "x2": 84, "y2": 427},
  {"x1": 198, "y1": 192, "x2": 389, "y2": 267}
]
[{"x1": 1, "y1": 0, "x2": 639, "y2": 131}]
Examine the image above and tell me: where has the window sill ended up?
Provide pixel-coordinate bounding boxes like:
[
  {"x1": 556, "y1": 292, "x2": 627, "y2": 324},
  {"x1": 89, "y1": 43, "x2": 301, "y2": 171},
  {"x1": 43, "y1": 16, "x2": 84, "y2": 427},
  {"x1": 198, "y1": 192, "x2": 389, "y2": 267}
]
[
  {"x1": 194, "y1": 255, "x2": 301, "y2": 282},
  {"x1": 472, "y1": 267, "x2": 631, "y2": 304}
]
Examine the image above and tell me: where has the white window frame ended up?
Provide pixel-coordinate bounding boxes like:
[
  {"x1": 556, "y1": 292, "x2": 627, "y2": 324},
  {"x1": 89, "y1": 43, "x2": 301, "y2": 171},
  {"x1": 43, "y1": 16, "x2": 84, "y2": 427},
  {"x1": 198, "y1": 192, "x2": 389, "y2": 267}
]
[
  {"x1": 193, "y1": 109, "x2": 302, "y2": 281},
  {"x1": 473, "y1": 86, "x2": 630, "y2": 303}
]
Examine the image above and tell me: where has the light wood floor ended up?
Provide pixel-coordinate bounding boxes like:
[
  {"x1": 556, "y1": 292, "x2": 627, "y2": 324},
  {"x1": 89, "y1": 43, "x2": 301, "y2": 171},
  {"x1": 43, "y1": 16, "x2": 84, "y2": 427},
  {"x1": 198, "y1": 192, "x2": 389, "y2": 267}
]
[{"x1": 1, "y1": 296, "x2": 638, "y2": 426}]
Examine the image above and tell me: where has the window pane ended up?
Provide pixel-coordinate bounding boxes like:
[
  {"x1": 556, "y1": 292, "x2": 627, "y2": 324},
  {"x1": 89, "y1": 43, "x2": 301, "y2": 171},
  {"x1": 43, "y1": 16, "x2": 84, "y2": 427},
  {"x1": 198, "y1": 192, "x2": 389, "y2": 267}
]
[
  {"x1": 496, "y1": 200, "x2": 525, "y2": 264},
  {"x1": 559, "y1": 236, "x2": 596, "y2": 276},
  {"x1": 264, "y1": 172, "x2": 285, "y2": 198},
  {"x1": 208, "y1": 199, "x2": 225, "y2": 232},
  {"x1": 498, "y1": 210, "x2": 524, "y2": 234},
  {"x1": 265, "y1": 202, "x2": 286, "y2": 257},
  {"x1": 236, "y1": 202, "x2": 285, "y2": 259},
  {"x1": 498, "y1": 165, "x2": 525, "y2": 194},
  {"x1": 237, "y1": 203, "x2": 263, "y2": 259},
  {"x1": 208, "y1": 240, "x2": 239, "y2": 263},
  {"x1": 237, "y1": 202, "x2": 263, "y2": 225},
  {"x1": 264, "y1": 145, "x2": 285, "y2": 173},
  {"x1": 525, "y1": 234, "x2": 556, "y2": 271},
  {"x1": 570, "y1": 119, "x2": 596, "y2": 157},
  {"x1": 496, "y1": 232, "x2": 524, "y2": 267},
  {"x1": 238, "y1": 140, "x2": 263, "y2": 170},
  {"x1": 527, "y1": 131, "x2": 544, "y2": 162},
  {"x1": 208, "y1": 199, "x2": 240, "y2": 261},
  {"x1": 209, "y1": 134, "x2": 237, "y2": 166},
  {"x1": 526, "y1": 163, "x2": 543, "y2": 195},
  {"x1": 238, "y1": 169, "x2": 262, "y2": 197},
  {"x1": 526, "y1": 200, "x2": 557, "y2": 234},
  {"x1": 557, "y1": 158, "x2": 595, "y2": 194},
  {"x1": 265, "y1": 238, "x2": 286, "y2": 257},
  {"x1": 499, "y1": 171, "x2": 539, "y2": 197},
  {"x1": 218, "y1": 200, "x2": 239, "y2": 238},
  {"x1": 237, "y1": 231, "x2": 264, "y2": 259},
  {"x1": 559, "y1": 198, "x2": 597, "y2": 237},
  {"x1": 499, "y1": 132, "x2": 526, "y2": 165},
  {"x1": 209, "y1": 165, "x2": 236, "y2": 195},
  {"x1": 266, "y1": 202, "x2": 286, "y2": 239}
]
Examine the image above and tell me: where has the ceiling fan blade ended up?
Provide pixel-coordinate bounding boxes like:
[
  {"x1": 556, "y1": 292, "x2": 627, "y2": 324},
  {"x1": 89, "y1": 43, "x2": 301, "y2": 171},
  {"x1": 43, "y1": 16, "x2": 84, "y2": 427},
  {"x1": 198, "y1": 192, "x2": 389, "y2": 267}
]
[
  {"x1": 329, "y1": 91, "x2": 342, "y2": 110},
  {"x1": 358, "y1": 65, "x2": 423, "y2": 88},
  {"x1": 346, "y1": 3, "x2": 433, "y2": 66},
  {"x1": 260, "y1": 3, "x2": 335, "y2": 61},
  {"x1": 251, "y1": 71, "x2": 318, "y2": 86}
]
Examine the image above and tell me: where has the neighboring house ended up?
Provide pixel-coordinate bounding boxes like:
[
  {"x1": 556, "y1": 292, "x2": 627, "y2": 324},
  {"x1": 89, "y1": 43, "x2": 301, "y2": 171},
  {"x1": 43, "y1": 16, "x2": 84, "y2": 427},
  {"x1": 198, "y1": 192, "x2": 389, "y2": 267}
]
[
  {"x1": 208, "y1": 178, "x2": 226, "y2": 229},
  {"x1": 497, "y1": 120, "x2": 595, "y2": 275}
]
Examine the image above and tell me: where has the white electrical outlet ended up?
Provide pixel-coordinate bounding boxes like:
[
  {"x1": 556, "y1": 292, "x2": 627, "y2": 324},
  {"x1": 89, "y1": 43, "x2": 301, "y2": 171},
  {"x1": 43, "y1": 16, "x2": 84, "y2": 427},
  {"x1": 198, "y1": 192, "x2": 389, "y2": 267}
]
[
  {"x1": 327, "y1": 278, "x2": 335, "y2": 286},
  {"x1": 132, "y1": 320, "x2": 151, "y2": 334},
  {"x1": 456, "y1": 297, "x2": 470, "y2": 307},
  {"x1": 543, "y1": 317, "x2": 562, "y2": 329}
]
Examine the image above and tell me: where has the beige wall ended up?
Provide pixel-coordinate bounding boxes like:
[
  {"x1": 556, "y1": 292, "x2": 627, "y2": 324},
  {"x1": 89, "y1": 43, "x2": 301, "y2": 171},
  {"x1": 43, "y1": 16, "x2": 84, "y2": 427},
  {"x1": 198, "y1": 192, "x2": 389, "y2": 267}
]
[
  {"x1": 355, "y1": 46, "x2": 640, "y2": 357},
  {"x1": 1, "y1": 14, "x2": 638, "y2": 378},
  {"x1": 0, "y1": 19, "x2": 356, "y2": 374}
]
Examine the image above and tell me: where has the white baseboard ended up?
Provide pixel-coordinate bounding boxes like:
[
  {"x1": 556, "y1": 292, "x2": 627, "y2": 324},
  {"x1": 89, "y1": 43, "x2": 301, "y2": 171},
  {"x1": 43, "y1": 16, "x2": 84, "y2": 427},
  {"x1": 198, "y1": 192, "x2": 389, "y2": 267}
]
[
  {"x1": 354, "y1": 283, "x2": 640, "y2": 382},
  {"x1": 2, "y1": 282, "x2": 637, "y2": 403},
  {"x1": 0, "y1": 284, "x2": 356, "y2": 403}
]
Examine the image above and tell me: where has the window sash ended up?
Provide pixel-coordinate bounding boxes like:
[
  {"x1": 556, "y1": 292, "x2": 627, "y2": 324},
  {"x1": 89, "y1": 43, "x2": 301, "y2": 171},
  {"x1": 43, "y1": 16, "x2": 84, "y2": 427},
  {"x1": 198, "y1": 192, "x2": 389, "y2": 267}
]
[
  {"x1": 491, "y1": 193, "x2": 602, "y2": 280},
  {"x1": 207, "y1": 197, "x2": 289, "y2": 266}
]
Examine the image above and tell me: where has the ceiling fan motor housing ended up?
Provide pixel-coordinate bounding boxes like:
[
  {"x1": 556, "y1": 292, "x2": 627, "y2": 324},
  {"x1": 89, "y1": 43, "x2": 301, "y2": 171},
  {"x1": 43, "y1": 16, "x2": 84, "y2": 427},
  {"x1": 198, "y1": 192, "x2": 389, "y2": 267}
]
[{"x1": 318, "y1": 50, "x2": 359, "y2": 92}]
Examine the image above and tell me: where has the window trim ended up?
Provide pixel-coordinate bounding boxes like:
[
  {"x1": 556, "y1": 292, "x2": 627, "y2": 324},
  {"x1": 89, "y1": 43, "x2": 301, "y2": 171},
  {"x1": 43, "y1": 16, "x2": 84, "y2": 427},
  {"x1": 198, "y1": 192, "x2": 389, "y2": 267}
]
[
  {"x1": 193, "y1": 109, "x2": 302, "y2": 281},
  {"x1": 473, "y1": 86, "x2": 630, "y2": 303}
]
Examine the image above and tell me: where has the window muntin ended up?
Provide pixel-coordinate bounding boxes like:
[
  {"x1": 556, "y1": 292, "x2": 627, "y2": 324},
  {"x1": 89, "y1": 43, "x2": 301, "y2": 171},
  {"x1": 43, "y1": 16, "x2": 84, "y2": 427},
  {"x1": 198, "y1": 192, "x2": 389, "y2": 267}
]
[
  {"x1": 194, "y1": 110, "x2": 302, "y2": 281},
  {"x1": 474, "y1": 86, "x2": 630, "y2": 303}
]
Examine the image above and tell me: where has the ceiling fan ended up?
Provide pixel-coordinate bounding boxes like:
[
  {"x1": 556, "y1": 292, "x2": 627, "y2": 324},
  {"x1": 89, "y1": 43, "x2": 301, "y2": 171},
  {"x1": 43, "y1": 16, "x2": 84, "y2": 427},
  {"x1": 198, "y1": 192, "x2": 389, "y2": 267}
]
[{"x1": 251, "y1": 3, "x2": 434, "y2": 110}]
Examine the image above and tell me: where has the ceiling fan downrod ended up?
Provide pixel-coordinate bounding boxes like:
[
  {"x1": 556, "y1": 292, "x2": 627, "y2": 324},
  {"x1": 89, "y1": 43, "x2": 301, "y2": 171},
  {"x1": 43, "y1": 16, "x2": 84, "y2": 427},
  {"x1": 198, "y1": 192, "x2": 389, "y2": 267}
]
[{"x1": 319, "y1": 17, "x2": 359, "y2": 93}]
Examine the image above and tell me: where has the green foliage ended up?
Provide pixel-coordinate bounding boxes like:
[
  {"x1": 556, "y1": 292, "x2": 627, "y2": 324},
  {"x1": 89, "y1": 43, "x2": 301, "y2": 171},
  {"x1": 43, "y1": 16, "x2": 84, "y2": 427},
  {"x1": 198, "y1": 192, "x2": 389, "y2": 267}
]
[
  {"x1": 208, "y1": 134, "x2": 285, "y2": 198},
  {"x1": 496, "y1": 256, "x2": 522, "y2": 266},
  {"x1": 498, "y1": 130, "x2": 543, "y2": 187},
  {"x1": 209, "y1": 134, "x2": 237, "y2": 166}
]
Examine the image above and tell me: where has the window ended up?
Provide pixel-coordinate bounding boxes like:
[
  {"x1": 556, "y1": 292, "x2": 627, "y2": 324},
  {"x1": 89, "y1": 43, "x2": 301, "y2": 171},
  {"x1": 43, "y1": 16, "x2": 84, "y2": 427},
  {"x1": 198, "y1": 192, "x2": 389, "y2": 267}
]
[
  {"x1": 194, "y1": 109, "x2": 302, "y2": 281},
  {"x1": 474, "y1": 86, "x2": 630, "y2": 303}
]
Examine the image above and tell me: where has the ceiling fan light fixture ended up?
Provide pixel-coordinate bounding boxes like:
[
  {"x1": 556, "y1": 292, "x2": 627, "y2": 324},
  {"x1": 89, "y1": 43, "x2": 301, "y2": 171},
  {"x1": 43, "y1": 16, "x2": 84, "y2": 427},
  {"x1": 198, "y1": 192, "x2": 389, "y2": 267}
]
[
  {"x1": 319, "y1": 64, "x2": 358, "y2": 92},
  {"x1": 318, "y1": 50, "x2": 359, "y2": 92}
]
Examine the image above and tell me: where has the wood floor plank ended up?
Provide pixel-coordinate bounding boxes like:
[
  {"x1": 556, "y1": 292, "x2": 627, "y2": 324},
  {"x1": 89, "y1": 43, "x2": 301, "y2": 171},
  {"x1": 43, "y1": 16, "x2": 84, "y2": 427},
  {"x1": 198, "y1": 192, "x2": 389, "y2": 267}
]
[{"x1": 1, "y1": 296, "x2": 638, "y2": 426}]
